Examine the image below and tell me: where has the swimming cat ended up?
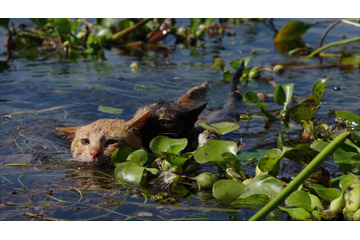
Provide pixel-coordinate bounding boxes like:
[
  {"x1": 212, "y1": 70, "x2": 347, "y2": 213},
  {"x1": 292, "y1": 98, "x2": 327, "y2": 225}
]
[
  {"x1": 57, "y1": 83, "x2": 208, "y2": 163},
  {"x1": 57, "y1": 111, "x2": 150, "y2": 164}
]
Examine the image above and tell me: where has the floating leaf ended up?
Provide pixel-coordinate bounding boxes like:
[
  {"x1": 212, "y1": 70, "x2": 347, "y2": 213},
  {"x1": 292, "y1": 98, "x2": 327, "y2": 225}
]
[
  {"x1": 193, "y1": 172, "x2": 217, "y2": 189},
  {"x1": 274, "y1": 21, "x2": 313, "y2": 42},
  {"x1": 288, "y1": 104, "x2": 320, "y2": 124},
  {"x1": 162, "y1": 152, "x2": 193, "y2": 166},
  {"x1": 114, "y1": 162, "x2": 145, "y2": 184},
  {"x1": 111, "y1": 146, "x2": 134, "y2": 165},
  {"x1": 97, "y1": 105, "x2": 123, "y2": 114},
  {"x1": 312, "y1": 77, "x2": 329, "y2": 104},
  {"x1": 223, "y1": 70, "x2": 233, "y2": 82},
  {"x1": 310, "y1": 184, "x2": 341, "y2": 203},
  {"x1": 229, "y1": 56, "x2": 251, "y2": 70},
  {"x1": 243, "y1": 91, "x2": 260, "y2": 105},
  {"x1": 278, "y1": 206, "x2": 312, "y2": 221},
  {"x1": 198, "y1": 122, "x2": 239, "y2": 136},
  {"x1": 211, "y1": 57, "x2": 225, "y2": 70},
  {"x1": 194, "y1": 140, "x2": 237, "y2": 167},
  {"x1": 231, "y1": 194, "x2": 270, "y2": 207},
  {"x1": 126, "y1": 149, "x2": 148, "y2": 166},
  {"x1": 335, "y1": 110, "x2": 360, "y2": 131},
  {"x1": 149, "y1": 136, "x2": 188, "y2": 157},
  {"x1": 239, "y1": 175, "x2": 283, "y2": 199},
  {"x1": 212, "y1": 179, "x2": 245, "y2": 203},
  {"x1": 340, "y1": 52, "x2": 360, "y2": 68},
  {"x1": 257, "y1": 148, "x2": 283, "y2": 173},
  {"x1": 285, "y1": 190, "x2": 313, "y2": 212}
]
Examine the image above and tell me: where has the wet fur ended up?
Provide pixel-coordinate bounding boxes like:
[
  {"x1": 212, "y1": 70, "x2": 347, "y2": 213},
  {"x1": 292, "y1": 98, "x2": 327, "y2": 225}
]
[{"x1": 57, "y1": 111, "x2": 150, "y2": 164}]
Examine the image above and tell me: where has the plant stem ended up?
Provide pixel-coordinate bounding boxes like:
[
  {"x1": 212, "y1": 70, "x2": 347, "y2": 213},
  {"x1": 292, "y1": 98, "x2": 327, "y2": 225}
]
[
  {"x1": 306, "y1": 37, "x2": 360, "y2": 58},
  {"x1": 249, "y1": 132, "x2": 349, "y2": 221}
]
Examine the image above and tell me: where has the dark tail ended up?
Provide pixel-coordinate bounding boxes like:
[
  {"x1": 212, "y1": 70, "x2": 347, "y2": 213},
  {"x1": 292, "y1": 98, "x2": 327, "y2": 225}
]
[{"x1": 228, "y1": 60, "x2": 244, "y2": 99}]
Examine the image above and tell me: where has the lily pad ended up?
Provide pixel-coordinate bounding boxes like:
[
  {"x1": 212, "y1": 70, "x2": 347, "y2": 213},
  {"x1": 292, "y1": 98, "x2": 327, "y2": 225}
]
[
  {"x1": 309, "y1": 194, "x2": 324, "y2": 211},
  {"x1": 243, "y1": 91, "x2": 260, "y2": 105},
  {"x1": 312, "y1": 77, "x2": 329, "y2": 104},
  {"x1": 150, "y1": 136, "x2": 188, "y2": 157},
  {"x1": 114, "y1": 162, "x2": 145, "y2": 184},
  {"x1": 194, "y1": 140, "x2": 237, "y2": 167},
  {"x1": 285, "y1": 190, "x2": 313, "y2": 212},
  {"x1": 212, "y1": 179, "x2": 245, "y2": 203},
  {"x1": 198, "y1": 122, "x2": 240, "y2": 136}
]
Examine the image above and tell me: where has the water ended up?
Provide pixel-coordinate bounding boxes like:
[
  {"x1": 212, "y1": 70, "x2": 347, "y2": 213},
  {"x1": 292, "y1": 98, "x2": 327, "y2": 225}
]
[{"x1": 0, "y1": 18, "x2": 359, "y2": 220}]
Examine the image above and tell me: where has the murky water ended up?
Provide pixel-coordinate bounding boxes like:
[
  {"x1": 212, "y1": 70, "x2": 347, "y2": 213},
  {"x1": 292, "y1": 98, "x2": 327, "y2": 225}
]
[{"x1": 0, "y1": 19, "x2": 359, "y2": 220}]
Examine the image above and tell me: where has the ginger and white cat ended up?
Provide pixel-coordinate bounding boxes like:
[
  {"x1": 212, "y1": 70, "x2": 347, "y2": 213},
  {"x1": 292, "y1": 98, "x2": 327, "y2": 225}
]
[
  {"x1": 57, "y1": 111, "x2": 150, "y2": 164},
  {"x1": 58, "y1": 82, "x2": 209, "y2": 164}
]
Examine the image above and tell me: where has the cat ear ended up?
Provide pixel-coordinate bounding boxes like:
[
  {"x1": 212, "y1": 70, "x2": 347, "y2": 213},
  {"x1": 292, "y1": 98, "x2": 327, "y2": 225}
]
[
  {"x1": 56, "y1": 127, "x2": 78, "y2": 141},
  {"x1": 126, "y1": 110, "x2": 150, "y2": 129},
  {"x1": 183, "y1": 103, "x2": 207, "y2": 120}
]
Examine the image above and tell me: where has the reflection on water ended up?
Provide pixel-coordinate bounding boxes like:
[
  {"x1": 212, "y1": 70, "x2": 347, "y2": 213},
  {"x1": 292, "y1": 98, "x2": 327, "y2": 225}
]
[{"x1": 0, "y1": 19, "x2": 359, "y2": 220}]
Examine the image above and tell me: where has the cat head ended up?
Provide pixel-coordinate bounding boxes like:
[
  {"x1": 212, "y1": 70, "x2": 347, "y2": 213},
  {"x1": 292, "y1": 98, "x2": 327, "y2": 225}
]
[{"x1": 57, "y1": 111, "x2": 150, "y2": 164}]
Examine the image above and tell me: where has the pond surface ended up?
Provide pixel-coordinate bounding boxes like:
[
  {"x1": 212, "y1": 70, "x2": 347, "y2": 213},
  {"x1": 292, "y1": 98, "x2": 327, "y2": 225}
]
[{"x1": 0, "y1": 18, "x2": 359, "y2": 221}]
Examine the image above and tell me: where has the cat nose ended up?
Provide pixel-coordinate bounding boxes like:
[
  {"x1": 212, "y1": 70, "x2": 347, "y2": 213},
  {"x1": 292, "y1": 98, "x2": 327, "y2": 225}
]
[{"x1": 90, "y1": 149, "x2": 101, "y2": 160}]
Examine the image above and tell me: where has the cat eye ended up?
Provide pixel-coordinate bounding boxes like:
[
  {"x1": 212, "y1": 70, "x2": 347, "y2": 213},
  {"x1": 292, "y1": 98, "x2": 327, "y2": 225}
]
[{"x1": 81, "y1": 139, "x2": 90, "y2": 145}]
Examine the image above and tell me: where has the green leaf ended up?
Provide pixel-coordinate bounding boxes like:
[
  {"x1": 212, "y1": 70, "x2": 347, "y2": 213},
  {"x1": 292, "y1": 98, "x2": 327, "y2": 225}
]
[
  {"x1": 162, "y1": 152, "x2": 193, "y2": 166},
  {"x1": 274, "y1": 21, "x2": 313, "y2": 42},
  {"x1": 229, "y1": 56, "x2": 251, "y2": 70},
  {"x1": 310, "y1": 184, "x2": 341, "y2": 203},
  {"x1": 126, "y1": 149, "x2": 148, "y2": 166},
  {"x1": 340, "y1": 52, "x2": 360, "y2": 68},
  {"x1": 52, "y1": 18, "x2": 71, "y2": 35},
  {"x1": 0, "y1": 18, "x2": 9, "y2": 29},
  {"x1": 211, "y1": 57, "x2": 225, "y2": 70},
  {"x1": 257, "y1": 148, "x2": 283, "y2": 173},
  {"x1": 29, "y1": 18, "x2": 53, "y2": 27},
  {"x1": 309, "y1": 194, "x2": 324, "y2": 211},
  {"x1": 340, "y1": 173, "x2": 359, "y2": 192},
  {"x1": 274, "y1": 84, "x2": 294, "y2": 108},
  {"x1": 288, "y1": 104, "x2": 320, "y2": 124},
  {"x1": 212, "y1": 179, "x2": 246, "y2": 203},
  {"x1": 194, "y1": 140, "x2": 237, "y2": 167},
  {"x1": 97, "y1": 105, "x2": 123, "y2": 114},
  {"x1": 335, "y1": 110, "x2": 360, "y2": 131},
  {"x1": 312, "y1": 77, "x2": 329, "y2": 104},
  {"x1": 198, "y1": 122, "x2": 239, "y2": 136},
  {"x1": 97, "y1": 18, "x2": 117, "y2": 27},
  {"x1": 223, "y1": 70, "x2": 233, "y2": 82},
  {"x1": 278, "y1": 206, "x2": 312, "y2": 221},
  {"x1": 243, "y1": 91, "x2": 260, "y2": 105},
  {"x1": 285, "y1": 190, "x2": 313, "y2": 212},
  {"x1": 239, "y1": 175, "x2": 283, "y2": 199},
  {"x1": 114, "y1": 162, "x2": 145, "y2": 184},
  {"x1": 111, "y1": 146, "x2": 134, "y2": 165},
  {"x1": 149, "y1": 136, "x2": 188, "y2": 157},
  {"x1": 70, "y1": 19, "x2": 82, "y2": 33}
]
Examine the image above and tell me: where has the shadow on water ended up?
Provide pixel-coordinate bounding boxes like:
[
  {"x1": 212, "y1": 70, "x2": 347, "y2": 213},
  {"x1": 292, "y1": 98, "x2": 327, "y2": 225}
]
[{"x1": 0, "y1": 18, "x2": 359, "y2": 221}]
